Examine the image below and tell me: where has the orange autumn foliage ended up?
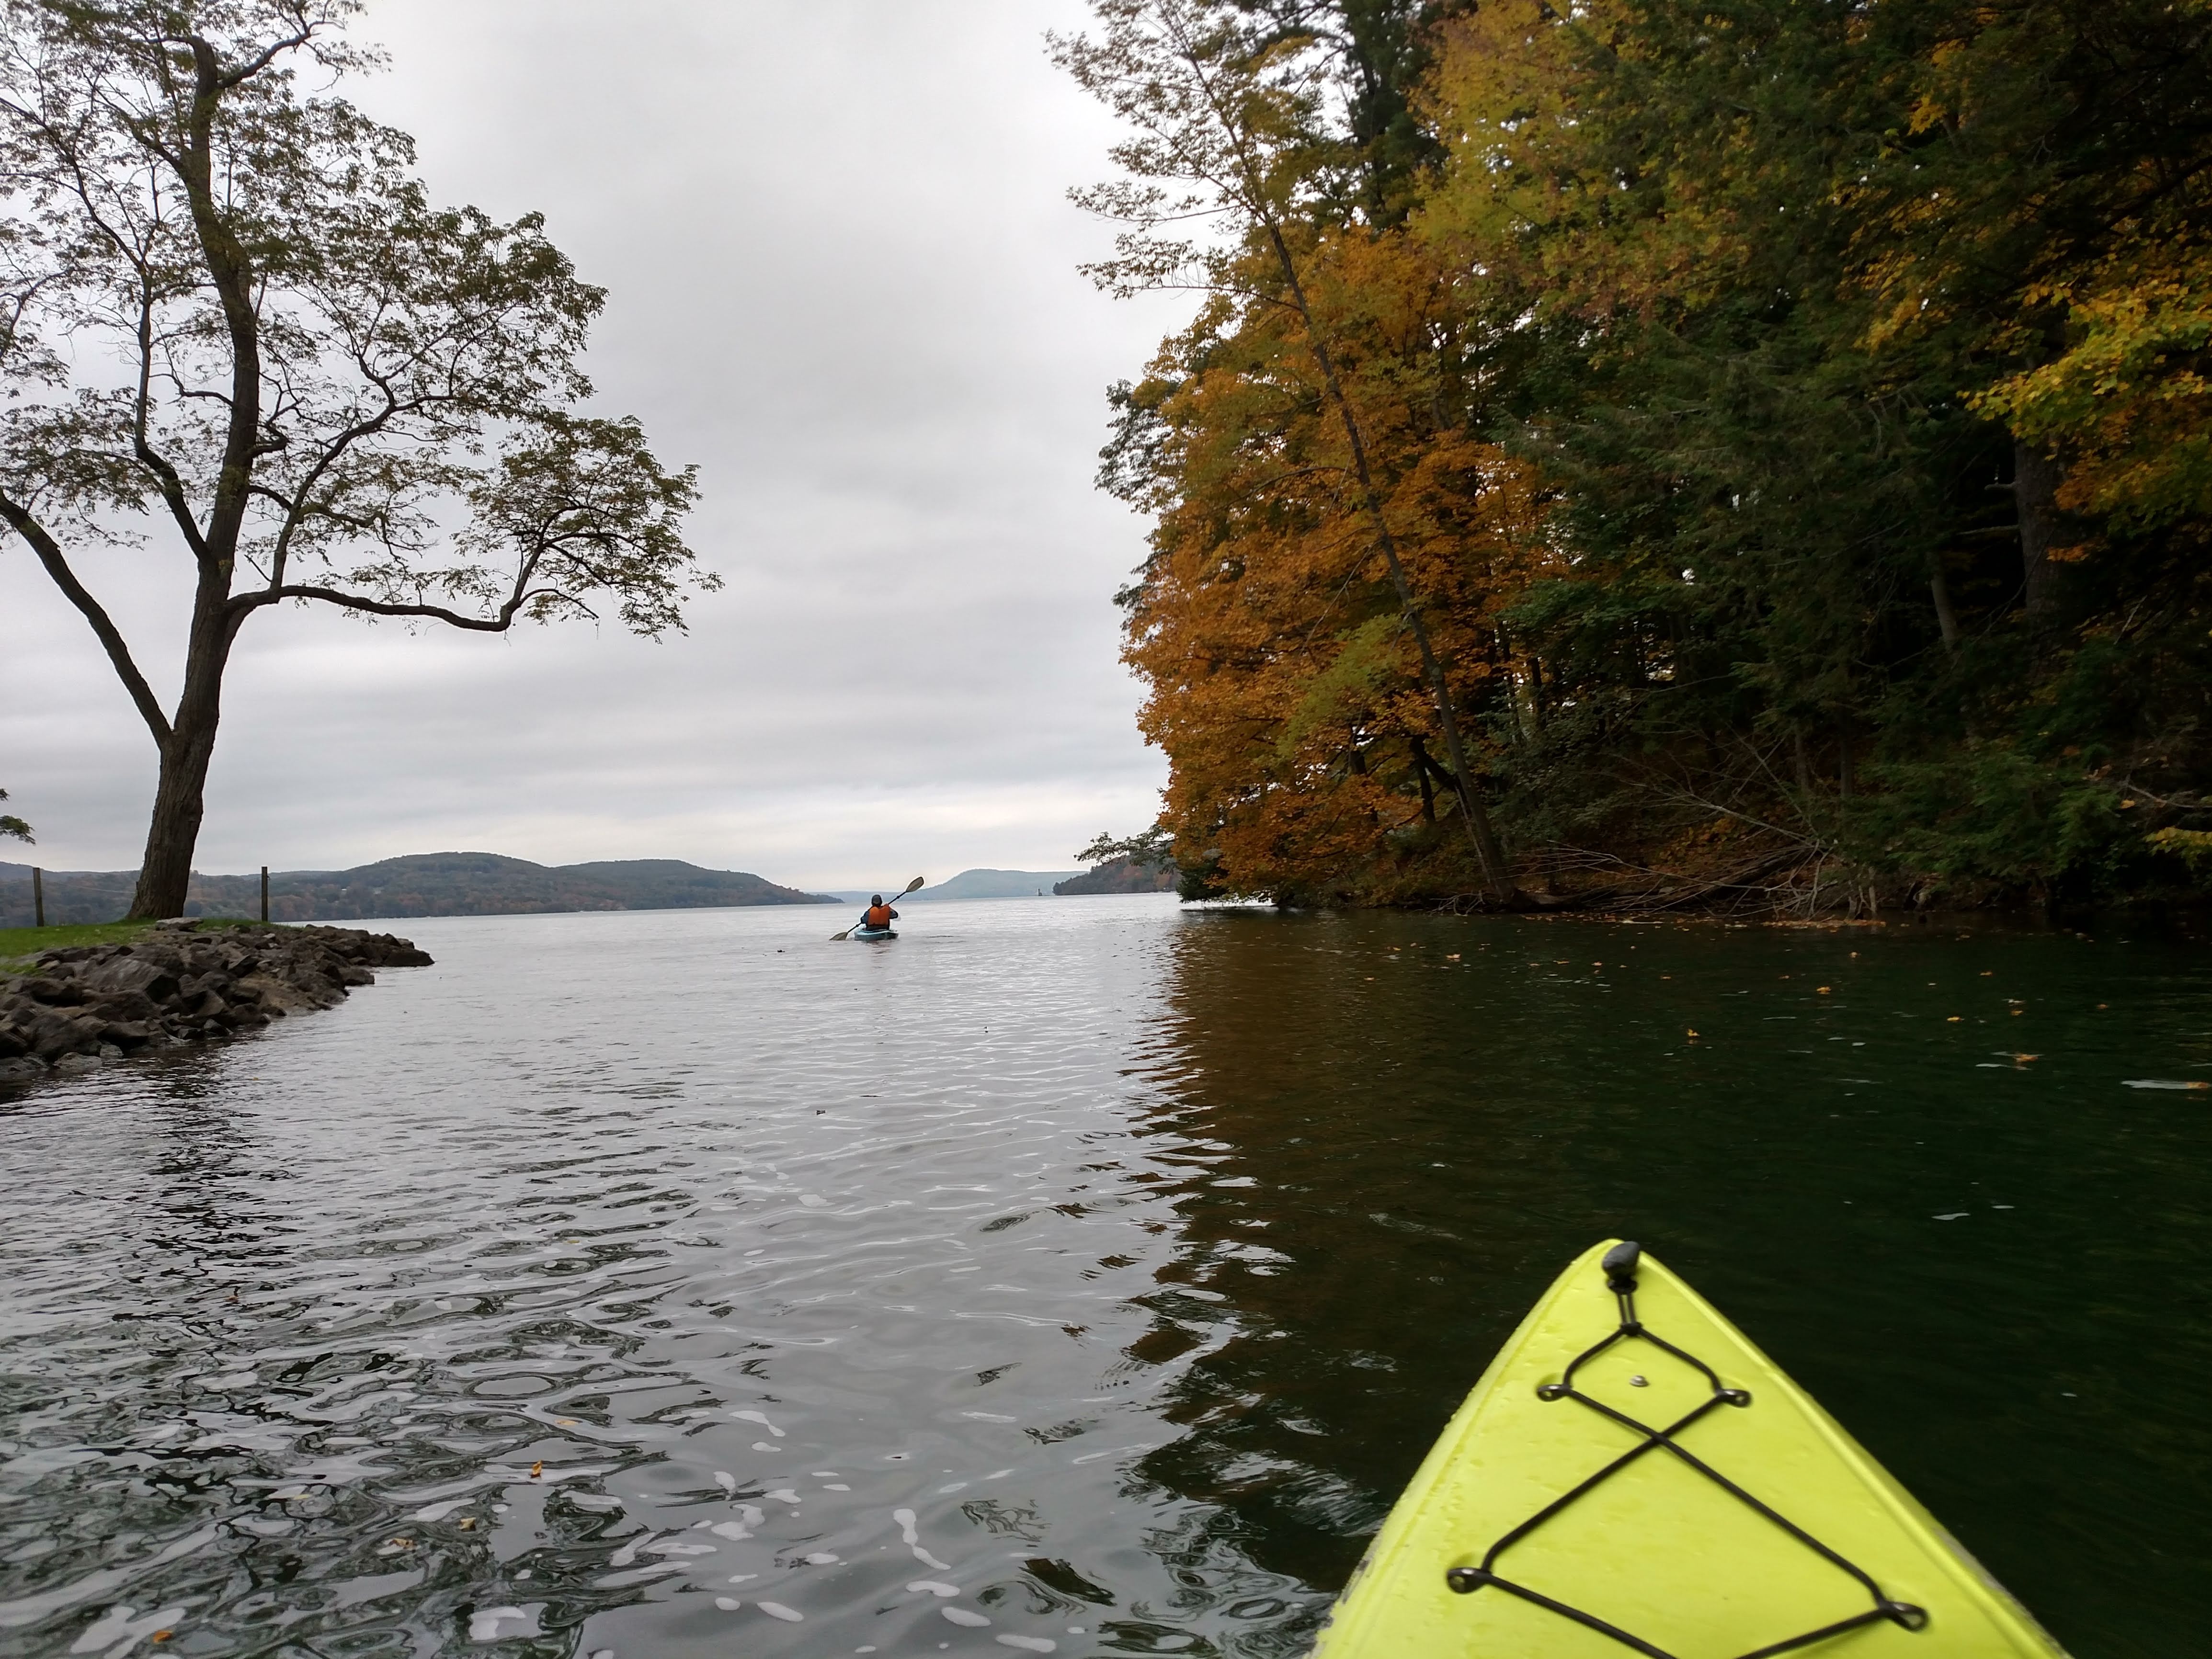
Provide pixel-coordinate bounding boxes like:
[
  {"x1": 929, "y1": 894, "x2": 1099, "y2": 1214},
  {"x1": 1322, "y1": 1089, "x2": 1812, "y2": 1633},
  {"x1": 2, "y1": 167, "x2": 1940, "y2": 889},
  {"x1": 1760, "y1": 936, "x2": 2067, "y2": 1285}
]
[{"x1": 1122, "y1": 227, "x2": 1553, "y2": 899}]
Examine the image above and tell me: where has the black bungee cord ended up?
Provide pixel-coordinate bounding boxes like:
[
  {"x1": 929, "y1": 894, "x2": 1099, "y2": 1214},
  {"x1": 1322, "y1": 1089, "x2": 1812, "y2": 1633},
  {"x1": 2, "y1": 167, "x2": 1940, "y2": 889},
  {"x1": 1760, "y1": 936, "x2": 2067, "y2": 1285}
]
[{"x1": 1442, "y1": 1240, "x2": 1928, "y2": 1659}]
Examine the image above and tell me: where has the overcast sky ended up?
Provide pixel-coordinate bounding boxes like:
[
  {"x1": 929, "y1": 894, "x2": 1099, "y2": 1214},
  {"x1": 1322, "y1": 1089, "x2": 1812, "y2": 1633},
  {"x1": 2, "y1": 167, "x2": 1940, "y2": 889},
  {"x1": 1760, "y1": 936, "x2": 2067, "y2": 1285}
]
[{"x1": 0, "y1": 0, "x2": 1179, "y2": 891}]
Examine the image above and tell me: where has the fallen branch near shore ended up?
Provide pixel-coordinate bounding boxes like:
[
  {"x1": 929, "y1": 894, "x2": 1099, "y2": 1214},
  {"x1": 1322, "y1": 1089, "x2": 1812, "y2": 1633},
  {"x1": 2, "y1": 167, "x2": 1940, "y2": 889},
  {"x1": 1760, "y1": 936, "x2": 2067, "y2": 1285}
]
[
  {"x1": 0, "y1": 923, "x2": 432, "y2": 1089},
  {"x1": 1428, "y1": 839, "x2": 1852, "y2": 920}
]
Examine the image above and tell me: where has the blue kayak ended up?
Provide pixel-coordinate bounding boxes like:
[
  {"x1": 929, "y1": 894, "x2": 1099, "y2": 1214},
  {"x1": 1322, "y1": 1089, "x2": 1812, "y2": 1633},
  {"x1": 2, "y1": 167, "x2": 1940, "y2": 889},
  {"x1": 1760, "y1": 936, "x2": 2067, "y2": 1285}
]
[{"x1": 850, "y1": 924, "x2": 896, "y2": 941}]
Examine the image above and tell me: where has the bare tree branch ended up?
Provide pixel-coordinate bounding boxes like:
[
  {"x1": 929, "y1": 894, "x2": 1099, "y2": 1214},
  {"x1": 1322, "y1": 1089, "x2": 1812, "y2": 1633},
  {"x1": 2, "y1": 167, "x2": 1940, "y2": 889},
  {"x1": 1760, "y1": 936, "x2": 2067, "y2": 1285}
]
[{"x1": 0, "y1": 488, "x2": 171, "y2": 745}]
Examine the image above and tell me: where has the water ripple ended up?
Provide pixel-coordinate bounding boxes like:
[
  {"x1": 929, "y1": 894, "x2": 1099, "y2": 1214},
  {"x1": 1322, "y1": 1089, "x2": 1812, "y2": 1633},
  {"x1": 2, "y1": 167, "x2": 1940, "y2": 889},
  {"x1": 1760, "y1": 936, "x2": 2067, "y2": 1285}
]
[
  {"x1": 5, "y1": 900, "x2": 2206, "y2": 1657},
  {"x1": 2, "y1": 898, "x2": 1316, "y2": 1658}
]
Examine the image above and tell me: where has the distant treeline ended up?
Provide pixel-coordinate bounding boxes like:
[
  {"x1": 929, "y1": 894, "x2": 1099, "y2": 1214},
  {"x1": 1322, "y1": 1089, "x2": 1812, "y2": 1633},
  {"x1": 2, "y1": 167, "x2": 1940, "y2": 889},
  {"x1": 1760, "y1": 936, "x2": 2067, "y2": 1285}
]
[
  {"x1": 0, "y1": 853, "x2": 832, "y2": 929},
  {"x1": 1054, "y1": 856, "x2": 1178, "y2": 896},
  {"x1": 1071, "y1": 0, "x2": 2212, "y2": 914}
]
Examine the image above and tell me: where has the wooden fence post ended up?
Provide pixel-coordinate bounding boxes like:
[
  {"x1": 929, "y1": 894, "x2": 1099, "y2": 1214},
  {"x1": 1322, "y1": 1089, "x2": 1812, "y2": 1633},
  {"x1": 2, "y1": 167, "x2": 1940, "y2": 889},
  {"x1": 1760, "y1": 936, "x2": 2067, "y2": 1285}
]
[
  {"x1": 32, "y1": 865, "x2": 43, "y2": 928},
  {"x1": 261, "y1": 866, "x2": 270, "y2": 923}
]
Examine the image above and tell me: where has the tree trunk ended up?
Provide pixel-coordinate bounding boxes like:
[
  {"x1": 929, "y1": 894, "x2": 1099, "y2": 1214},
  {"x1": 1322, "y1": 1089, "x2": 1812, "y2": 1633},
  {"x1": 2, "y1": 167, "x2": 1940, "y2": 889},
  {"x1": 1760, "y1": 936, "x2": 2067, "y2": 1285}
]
[
  {"x1": 130, "y1": 721, "x2": 217, "y2": 919},
  {"x1": 1930, "y1": 563, "x2": 1960, "y2": 652},
  {"x1": 120, "y1": 37, "x2": 262, "y2": 920},
  {"x1": 2015, "y1": 438, "x2": 2062, "y2": 616},
  {"x1": 1411, "y1": 733, "x2": 1437, "y2": 822},
  {"x1": 1246, "y1": 217, "x2": 1515, "y2": 900},
  {"x1": 127, "y1": 585, "x2": 237, "y2": 919}
]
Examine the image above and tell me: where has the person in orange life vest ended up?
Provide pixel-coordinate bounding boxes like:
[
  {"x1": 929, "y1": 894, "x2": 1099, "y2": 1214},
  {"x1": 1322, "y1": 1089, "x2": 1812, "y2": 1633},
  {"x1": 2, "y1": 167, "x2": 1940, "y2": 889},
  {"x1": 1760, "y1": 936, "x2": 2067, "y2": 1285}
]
[{"x1": 860, "y1": 894, "x2": 897, "y2": 930}]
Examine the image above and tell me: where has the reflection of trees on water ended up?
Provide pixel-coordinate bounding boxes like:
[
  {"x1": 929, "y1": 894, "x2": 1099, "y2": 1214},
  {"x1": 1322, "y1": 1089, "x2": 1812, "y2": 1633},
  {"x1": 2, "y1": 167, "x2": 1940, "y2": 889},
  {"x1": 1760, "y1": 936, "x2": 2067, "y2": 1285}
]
[
  {"x1": 2, "y1": 1054, "x2": 711, "y2": 1654},
  {"x1": 1116, "y1": 911, "x2": 1608, "y2": 1602},
  {"x1": 1114, "y1": 913, "x2": 2212, "y2": 1650},
  {"x1": 3, "y1": 1058, "x2": 304, "y2": 1634}
]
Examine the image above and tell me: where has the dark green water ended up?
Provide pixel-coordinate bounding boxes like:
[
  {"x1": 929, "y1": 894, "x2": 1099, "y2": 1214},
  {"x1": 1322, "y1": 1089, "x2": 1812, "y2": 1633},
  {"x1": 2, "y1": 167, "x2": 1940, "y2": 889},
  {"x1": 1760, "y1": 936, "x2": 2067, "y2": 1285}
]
[
  {"x1": 1, "y1": 898, "x2": 2204, "y2": 1656},
  {"x1": 1137, "y1": 909, "x2": 2212, "y2": 1653}
]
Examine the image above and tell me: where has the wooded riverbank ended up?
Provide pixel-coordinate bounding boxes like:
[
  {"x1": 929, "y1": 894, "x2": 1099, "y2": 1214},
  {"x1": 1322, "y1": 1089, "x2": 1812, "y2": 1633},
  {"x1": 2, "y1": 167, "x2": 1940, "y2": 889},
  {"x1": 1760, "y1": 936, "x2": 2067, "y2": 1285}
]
[{"x1": 1067, "y1": 1, "x2": 2212, "y2": 920}]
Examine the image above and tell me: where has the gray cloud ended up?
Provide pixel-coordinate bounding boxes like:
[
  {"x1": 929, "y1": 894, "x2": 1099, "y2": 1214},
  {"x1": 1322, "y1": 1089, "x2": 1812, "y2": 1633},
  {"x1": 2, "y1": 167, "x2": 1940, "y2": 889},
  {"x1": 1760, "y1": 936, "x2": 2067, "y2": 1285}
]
[{"x1": 0, "y1": 0, "x2": 1173, "y2": 890}]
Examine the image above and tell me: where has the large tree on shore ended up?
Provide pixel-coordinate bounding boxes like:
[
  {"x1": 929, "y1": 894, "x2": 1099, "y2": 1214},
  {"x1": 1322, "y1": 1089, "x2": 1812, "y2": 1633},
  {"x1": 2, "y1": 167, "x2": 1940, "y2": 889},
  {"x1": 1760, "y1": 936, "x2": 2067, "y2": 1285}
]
[
  {"x1": 1053, "y1": 0, "x2": 1518, "y2": 902},
  {"x1": 0, "y1": 0, "x2": 712, "y2": 918}
]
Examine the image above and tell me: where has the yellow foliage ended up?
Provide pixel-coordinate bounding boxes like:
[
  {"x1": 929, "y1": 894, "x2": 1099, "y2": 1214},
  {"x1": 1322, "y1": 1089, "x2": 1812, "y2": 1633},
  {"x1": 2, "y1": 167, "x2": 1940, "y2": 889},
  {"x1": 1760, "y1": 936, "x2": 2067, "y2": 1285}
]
[
  {"x1": 1978, "y1": 242, "x2": 2212, "y2": 534},
  {"x1": 2146, "y1": 827, "x2": 2212, "y2": 870}
]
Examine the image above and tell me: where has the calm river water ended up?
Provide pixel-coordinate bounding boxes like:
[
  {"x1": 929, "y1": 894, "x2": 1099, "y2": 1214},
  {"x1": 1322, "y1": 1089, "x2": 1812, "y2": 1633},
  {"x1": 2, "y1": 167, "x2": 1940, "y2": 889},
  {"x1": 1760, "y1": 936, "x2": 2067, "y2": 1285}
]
[{"x1": 2, "y1": 896, "x2": 2207, "y2": 1658}]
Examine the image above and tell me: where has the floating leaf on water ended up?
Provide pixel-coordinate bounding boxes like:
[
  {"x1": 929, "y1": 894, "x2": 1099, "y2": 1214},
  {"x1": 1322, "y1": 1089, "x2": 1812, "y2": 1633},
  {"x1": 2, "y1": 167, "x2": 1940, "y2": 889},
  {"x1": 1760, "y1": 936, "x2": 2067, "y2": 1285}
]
[
  {"x1": 909, "y1": 1580, "x2": 959, "y2": 1597},
  {"x1": 756, "y1": 1602, "x2": 803, "y2": 1622},
  {"x1": 944, "y1": 1606, "x2": 993, "y2": 1626},
  {"x1": 2123, "y1": 1079, "x2": 2212, "y2": 1091}
]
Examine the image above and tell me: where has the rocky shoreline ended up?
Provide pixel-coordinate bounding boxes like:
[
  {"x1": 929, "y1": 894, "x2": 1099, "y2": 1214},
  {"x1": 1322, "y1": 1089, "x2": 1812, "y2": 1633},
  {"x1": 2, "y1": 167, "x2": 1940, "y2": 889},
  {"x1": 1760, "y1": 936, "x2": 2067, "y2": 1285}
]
[{"x1": 0, "y1": 922, "x2": 432, "y2": 1089}]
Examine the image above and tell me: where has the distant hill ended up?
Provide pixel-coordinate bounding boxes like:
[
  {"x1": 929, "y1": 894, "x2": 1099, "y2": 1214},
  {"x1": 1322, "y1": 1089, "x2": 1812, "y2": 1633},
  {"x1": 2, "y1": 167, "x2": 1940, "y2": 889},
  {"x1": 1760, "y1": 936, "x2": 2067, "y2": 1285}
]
[
  {"x1": 0, "y1": 852, "x2": 834, "y2": 927},
  {"x1": 909, "y1": 868, "x2": 1086, "y2": 901},
  {"x1": 1055, "y1": 856, "x2": 1177, "y2": 895}
]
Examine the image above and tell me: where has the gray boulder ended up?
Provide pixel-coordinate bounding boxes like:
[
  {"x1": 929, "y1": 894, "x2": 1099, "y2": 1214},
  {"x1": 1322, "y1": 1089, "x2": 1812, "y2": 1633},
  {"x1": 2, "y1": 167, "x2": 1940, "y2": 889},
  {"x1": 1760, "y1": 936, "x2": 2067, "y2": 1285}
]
[{"x1": 0, "y1": 922, "x2": 433, "y2": 1091}]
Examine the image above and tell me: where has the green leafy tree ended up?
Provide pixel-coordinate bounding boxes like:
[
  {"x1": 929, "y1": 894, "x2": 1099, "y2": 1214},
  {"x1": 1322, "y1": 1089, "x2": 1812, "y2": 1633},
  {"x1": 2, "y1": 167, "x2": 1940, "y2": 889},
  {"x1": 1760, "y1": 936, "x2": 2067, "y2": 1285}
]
[
  {"x1": 0, "y1": 0, "x2": 713, "y2": 918},
  {"x1": 1074, "y1": 826, "x2": 1175, "y2": 869},
  {"x1": 0, "y1": 785, "x2": 29, "y2": 842}
]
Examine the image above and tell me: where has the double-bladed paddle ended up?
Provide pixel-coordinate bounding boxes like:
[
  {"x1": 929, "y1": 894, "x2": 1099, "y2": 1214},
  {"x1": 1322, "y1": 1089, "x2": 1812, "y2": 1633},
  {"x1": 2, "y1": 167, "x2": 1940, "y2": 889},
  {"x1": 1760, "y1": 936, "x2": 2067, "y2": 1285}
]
[{"x1": 832, "y1": 875, "x2": 925, "y2": 941}]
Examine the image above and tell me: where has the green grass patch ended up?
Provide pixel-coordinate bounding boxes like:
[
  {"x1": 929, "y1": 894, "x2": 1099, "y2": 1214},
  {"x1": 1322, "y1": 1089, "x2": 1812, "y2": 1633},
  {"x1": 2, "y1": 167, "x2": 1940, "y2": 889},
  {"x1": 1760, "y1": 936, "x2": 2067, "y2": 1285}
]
[{"x1": 0, "y1": 915, "x2": 276, "y2": 971}]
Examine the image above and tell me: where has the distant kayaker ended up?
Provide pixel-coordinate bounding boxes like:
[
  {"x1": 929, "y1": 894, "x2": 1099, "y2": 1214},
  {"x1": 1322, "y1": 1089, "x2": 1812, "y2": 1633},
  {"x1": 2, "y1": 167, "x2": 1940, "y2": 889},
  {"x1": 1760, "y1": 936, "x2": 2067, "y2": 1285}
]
[{"x1": 861, "y1": 894, "x2": 898, "y2": 931}]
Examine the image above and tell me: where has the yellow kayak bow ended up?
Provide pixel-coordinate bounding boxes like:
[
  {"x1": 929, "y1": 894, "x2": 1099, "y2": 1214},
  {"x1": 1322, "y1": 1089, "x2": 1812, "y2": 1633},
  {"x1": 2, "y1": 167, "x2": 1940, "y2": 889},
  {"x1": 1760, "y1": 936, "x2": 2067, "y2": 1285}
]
[{"x1": 1311, "y1": 1240, "x2": 2069, "y2": 1659}]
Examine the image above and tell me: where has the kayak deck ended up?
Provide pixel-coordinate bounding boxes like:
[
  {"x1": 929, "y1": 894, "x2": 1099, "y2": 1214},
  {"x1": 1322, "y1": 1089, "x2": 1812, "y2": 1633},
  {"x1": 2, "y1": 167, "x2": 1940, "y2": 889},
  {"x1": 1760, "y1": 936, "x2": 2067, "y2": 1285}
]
[
  {"x1": 850, "y1": 925, "x2": 896, "y2": 941},
  {"x1": 1311, "y1": 1240, "x2": 2067, "y2": 1659}
]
